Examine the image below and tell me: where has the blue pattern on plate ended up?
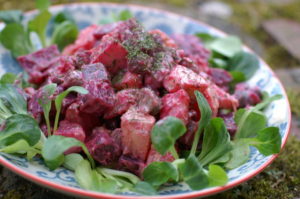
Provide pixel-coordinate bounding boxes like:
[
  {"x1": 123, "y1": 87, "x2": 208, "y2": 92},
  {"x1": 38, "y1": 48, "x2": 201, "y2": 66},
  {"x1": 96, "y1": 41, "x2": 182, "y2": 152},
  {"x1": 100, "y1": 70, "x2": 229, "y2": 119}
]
[{"x1": 0, "y1": 3, "x2": 290, "y2": 197}]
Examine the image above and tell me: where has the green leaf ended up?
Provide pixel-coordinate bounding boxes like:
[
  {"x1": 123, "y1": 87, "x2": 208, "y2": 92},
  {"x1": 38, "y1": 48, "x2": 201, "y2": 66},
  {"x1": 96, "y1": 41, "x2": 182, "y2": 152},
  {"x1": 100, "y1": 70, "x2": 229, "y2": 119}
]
[
  {"x1": 0, "y1": 84, "x2": 27, "y2": 124},
  {"x1": 36, "y1": 0, "x2": 51, "y2": 11},
  {"x1": 51, "y1": 21, "x2": 79, "y2": 51},
  {"x1": 28, "y1": 10, "x2": 52, "y2": 47},
  {"x1": 133, "y1": 181, "x2": 157, "y2": 195},
  {"x1": 0, "y1": 114, "x2": 41, "y2": 147},
  {"x1": 0, "y1": 23, "x2": 33, "y2": 57},
  {"x1": 75, "y1": 160, "x2": 118, "y2": 193},
  {"x1": 195, "y1": 32, "x2": 217, "y2": 46},
  {"x1": 0, "y1": 10, "x2": 23, "y2": 24},
  {"x1": 143, "y1": 161, "x2": 178, "y2": 188},
  {"x1": 209, "y1": 58, "x2": 228, "y2": 69},
  {"x1": 228, "y1": 51, "x2": 259, "y2": 80},
  {"x1": 151, "y1": 117, "x2": 186, "y2": 157},
  {"x1": 42, "y1": 135, "x2": 94, "y2": 170},
  {"x1": 0, "y1": 73, "x2": 17, "y2": 84},
  {"x1": 118, "y1": 10, "x2": 133, "y2": 21},
  {"x1": 99, "y1": 10, "x2": 133, "y2": 24},
  {"x1": 234, "y1": 109, "x2": 267, "y2": 139},
  {"x1": 225, "y1": 140, "x2": 250, "y2": 169},
  {"x1": 190, "y1": 91, "x2": 212, "y2": 155},
  {"x1": 198, "y1": 118, "x2": 233, "y2": 166},
  {"x1": 54, "y1": 86, "x2": 88, "y2": 132},
  {"x1": 98, "y1": 167, "x2": 139, "y2": 185},
  {"x1": 253, "y1": 93, "x2": 282, "y2": 112},
  {"x1": 209, "y1": 36, "x2": 242, "y2": 58},
  {"x1": 207, "y1": 164, "x2": 228, "y2": 187},
  {"x1": 53, "y1": 12, "x2": 75, "y2": 24},
  {"x1": 180, "y1": 155, "x2": 209, "y2": 190},
  {"x1": 38, "y1": 83, "x2": 57, "y2": 136},
  {"x1": 230, "y1": 71, "x2": 246, "y2": 84},
  {"x1": 63, "y1": 153, "x2": 84, "y2": 171},
  {"x1": 247, "y1": 127, "x2": 281, "y2": 156},
  {"x1": 0, "y1": 139, "x2": 40, "y2": 159}
]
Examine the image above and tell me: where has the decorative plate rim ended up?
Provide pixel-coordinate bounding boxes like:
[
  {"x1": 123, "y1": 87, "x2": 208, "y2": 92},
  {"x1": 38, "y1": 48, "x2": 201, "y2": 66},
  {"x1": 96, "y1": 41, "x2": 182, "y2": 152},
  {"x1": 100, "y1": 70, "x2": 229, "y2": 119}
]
[{"x1": 0, "y1": 2, "x2": 292, "y2": 199}]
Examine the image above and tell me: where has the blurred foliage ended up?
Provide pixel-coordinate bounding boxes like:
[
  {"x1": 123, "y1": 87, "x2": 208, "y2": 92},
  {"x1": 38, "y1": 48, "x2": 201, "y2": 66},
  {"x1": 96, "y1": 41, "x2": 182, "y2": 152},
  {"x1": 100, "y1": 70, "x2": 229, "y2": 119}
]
[
  {"x1": 225, "y1": 0, "x2": 300, "y2": 68},
  {"x1": 287, "y1": 90, "x2": 300, "y2": 117}
]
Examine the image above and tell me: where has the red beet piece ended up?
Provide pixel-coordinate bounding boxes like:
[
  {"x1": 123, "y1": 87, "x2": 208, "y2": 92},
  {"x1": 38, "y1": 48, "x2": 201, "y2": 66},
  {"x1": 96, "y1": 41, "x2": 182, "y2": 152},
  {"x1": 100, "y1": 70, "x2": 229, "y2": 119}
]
[
  {"x1": 218, "y1": 112, "x2": 237, "y2": 137},
  {"x1": 81, "y1": 63, "x2": 110, "y2": 82},
  {"x1": 54, "y1": 120, "x2": 86, "y2": 154},
  {"x1": 113, "y1": 71, "x2": 143, "y2": 90},
  {"x1": 178, "y1": 120, "x2": 198, "y2": 148},
  {"x1": 104, "y1": 88, "x2": 161, "y2": 119},
  {"x1": 160, "y1": 89, "x2": 190, "y2": 124},
  {"x1": 63, "y1": 25, "x2": 98, "y2": 55},
  {"x1": 208, "y1": 68, "x2": 232, "y2": 91},
  {"x1": 93, "y1": 22, "x2": 121, "y2": 40},
  {"x1": 104, "y1": 89, "x2": 138, "y2": 119},
  {"x1": 85, "y1": 127, "x2": 121, "y2": 165},
  {"x1": 17, "y1": 45, "x2": 60, "y2": 84},
  {"x1": 55, "y1": 120, "x2": 86, "y2": 142},
  {"x1": 163, "y1": 65, "x2": 209, "y2": 98},
  {"x1": 91, "y1": 35, "x2": 128, "y2": 75},
  {"x1": 118, "y1": 155, "x2": 145, "y2": 177},
  {"x1": 72, "y1": 50, "x2": 92, "y2": 69},
  {"x1": 65, "y1": 101, "x2": 99, "y2": 133},
  {"x1": 121, "y1": 108, "x2": 155, "y2": 161},
  {"x1": 234, "y1": 83, "x2": 262, "y2": 108},
  {"x1": 146, "y1": 145, "x2": 175, "y2": 166},
  {"x1": 80, "y1": 80, "x2": 116, "y2": 114}
]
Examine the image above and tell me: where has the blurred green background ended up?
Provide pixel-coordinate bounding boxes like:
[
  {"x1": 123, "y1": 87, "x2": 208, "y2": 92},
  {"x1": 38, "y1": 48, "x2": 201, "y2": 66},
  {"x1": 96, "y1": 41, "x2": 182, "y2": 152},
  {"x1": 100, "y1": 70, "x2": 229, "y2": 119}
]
[{"x1": 0, "y1": 0, "x2": 300, "y2": 199}]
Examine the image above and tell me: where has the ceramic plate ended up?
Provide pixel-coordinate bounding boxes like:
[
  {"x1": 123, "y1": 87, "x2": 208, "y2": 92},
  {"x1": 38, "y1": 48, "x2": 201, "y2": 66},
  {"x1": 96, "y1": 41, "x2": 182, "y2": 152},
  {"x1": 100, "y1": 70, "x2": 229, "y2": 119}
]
[{"x1": 0, "y1": 3, "x2": 291, "y2": 199}]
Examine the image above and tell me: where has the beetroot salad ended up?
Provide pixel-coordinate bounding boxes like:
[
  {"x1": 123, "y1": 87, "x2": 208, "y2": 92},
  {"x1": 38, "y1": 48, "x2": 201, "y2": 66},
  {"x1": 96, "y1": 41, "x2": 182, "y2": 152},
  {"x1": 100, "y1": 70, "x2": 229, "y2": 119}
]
[{"x1": 0, "y1": 4, "x2": 282, "y2": 195}]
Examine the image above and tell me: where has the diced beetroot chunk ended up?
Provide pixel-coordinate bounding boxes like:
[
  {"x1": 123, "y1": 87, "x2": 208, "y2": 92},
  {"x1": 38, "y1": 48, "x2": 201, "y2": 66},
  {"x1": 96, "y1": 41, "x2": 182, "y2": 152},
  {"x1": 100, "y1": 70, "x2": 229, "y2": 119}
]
[
  {"x1": 104, "y1": 88, "x2": 161, "y2": 119},
  {"x1": 146, "y1": 145, "x2": 175, "y2": 166},
  {"x1": 202, "y1": 86, "x2": 220, "y2": 117},
  {"x1": 93, "y1": 22, "x2": 121, "y2": 39},
  {"x1": 65, "y1": 101, "x2": 99, "y2": 133},
  {"x1": 234, "y1": 83, "x2": 262, "y2": 108},
  {"x1": 160, "y1": 89, "x2": 190, "y2": 124},
  {"x1": 27, "y1": 87, "x2": 46, "y2": 123},
  {"x1": 72, "y1": 50, "x2": 92, "y2": 69},
  {"x1": 104, "y1": 89, "x2": 137, "y2": 119},
  {"x1": 135, "y1": 88, "x2": 161, "y2": 115},
  {"x1": 63, "y1": 25, "x2": 98, "y2": 55},
  {"x1": 86, "y1": 127, "x2": 121, "y2": 165},
  {"x1": 218, "y1": 112, "x2": 237, "y2": 136},
  {"x1": 118, "y1": 155, "x2": 145, "y2": 177},
  {"x1": 61, "y1": 70, "x2": 83, "y2": 88},
  {"x1": 121, "y1": 108, "x2": 155, "y2": 161},
  {"x1": 91, "y1": 36, "x2": 128, "y2": 75},
  {"x1": 213, "y1": 84, "x2": 239, "y2": 110},
  {"x1": 149, "y1": 29, "x2": 178, "y2": 48},
  {"x1": 208, "y1": 68, "x2": 232, "y2": 91},
  {"x1": 178, "y1": 120, "x2": 198, "y2": 148},
  {"x1": 82, "y1": 63, "x2": 110, "y2": 82},
  {"x1": 163, "y1": 65, "x2": 209, "y2": 98},
  {"x1": 113, "y1": 71, "x2": 143, "y2": 90},
  {"x1": 54, "y1": 120, "x2": 86, "y2": 154},
  {"x1": 55, "y1": 120, "x2": 86, "y2": 142},
  {"x1": 17, "y1": 45, "x2": 60, "y2": 84},
  {"x1": 80, "y1": 80, "x2": 116, "y2": 114}
]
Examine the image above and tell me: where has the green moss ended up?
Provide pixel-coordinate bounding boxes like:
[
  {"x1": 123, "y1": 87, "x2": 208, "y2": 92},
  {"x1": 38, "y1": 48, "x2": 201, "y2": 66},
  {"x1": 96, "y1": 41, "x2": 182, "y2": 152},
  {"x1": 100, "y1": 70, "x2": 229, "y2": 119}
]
[
  {"x1": 287, "y1": 90, "x2": 300, "y2": 117},
  {"x1": 207, "y1": 136, "x2": 300, "y2": 199},
  {"x1": 224, "y1": 0, "x2": 300, "y2": 69},
  {"x1": 3, "y1": 190, "x2": 22, "y2": 199}
]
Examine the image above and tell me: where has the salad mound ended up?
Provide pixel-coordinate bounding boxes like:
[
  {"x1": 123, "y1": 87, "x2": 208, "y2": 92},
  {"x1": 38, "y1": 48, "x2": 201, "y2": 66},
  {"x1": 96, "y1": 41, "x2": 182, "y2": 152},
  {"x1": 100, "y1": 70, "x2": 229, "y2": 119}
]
[{"x1": 0, "y1": 2, "x2": 282, "y2": 195}]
